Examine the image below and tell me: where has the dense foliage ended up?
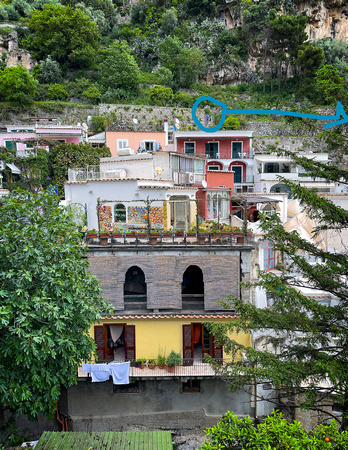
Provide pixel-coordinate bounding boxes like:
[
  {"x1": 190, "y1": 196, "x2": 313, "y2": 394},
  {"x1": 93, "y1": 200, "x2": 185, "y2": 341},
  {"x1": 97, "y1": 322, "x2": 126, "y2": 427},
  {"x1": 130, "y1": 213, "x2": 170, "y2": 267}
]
[
  {"x1": 206, "y1": 154, "x2": 348, "y2": 429},
  {"x1": 0, "y1": 190, "x2": 112, "y2": 426},
  {"x1": 200, "y1": 410, "x2": 348, "y2": 449}
]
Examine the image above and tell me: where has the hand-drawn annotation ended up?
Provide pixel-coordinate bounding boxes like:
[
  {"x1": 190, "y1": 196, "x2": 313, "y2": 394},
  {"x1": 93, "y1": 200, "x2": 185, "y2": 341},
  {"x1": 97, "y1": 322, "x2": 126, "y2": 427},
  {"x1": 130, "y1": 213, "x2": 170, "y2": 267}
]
[{"x1": 191, "y1": 95, "x2": 348, "y2": 133}]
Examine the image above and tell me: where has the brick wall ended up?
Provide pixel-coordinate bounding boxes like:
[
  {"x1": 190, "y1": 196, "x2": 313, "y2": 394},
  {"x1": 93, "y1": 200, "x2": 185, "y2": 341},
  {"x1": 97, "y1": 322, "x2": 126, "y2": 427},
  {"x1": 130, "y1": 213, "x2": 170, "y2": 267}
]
[{"x1": 87, "y1": 249, "x2": 247, "y2": 311}]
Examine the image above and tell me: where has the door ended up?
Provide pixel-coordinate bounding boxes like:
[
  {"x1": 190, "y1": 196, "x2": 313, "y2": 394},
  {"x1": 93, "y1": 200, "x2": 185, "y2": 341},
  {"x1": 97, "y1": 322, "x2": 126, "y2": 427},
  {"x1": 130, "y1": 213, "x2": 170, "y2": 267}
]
[
  {"x1": 232, "y1": 142, "x2": 242, "y2": 158},
  {"x1": 231, "y1": 166, "x2": 242, "y2": 183},
  {"x1": 94, "y1": 325, "x2": 107, "y2": 362},
  {"x1": 183, "y1": 324, "x2": 193, "y2": 366},
  {"x1": 210, "y1": 334, "x2": 223, "y2": 364},
  {"x1": 125, "y1": 325, "x2": 135, "y2": 361},
  {"x1": 205, "y1": 143, "x2": 218, "y2": 158}
]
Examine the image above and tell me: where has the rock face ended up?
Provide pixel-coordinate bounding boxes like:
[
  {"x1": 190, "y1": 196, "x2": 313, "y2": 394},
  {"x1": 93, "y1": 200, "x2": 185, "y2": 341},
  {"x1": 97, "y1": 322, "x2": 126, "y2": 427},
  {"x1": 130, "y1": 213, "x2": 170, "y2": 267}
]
[
  {"x1": 0, "y1": 30, "x2": 36, "y2": 70},
  {"x1": 300, "y1": 0, "x2": 348, "y2": 40}
]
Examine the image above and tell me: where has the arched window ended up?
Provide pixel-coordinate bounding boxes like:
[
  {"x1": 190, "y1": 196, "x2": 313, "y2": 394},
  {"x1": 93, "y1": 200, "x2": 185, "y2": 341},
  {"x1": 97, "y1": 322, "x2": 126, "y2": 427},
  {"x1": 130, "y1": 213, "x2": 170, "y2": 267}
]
[
  {"x1": 114, "y1": 203, "x2": 126, "y2": 223},
  {"x1": 124, "y1": 266, "x2": 147, "y2": 310},
  {"x1": 182, "y1": 265, "x2": 204, "y2": 310}
]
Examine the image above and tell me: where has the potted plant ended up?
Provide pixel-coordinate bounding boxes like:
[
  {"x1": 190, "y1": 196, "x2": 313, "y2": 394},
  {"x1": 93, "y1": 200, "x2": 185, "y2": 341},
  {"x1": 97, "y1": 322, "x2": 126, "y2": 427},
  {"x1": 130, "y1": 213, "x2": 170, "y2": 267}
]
[
  {"x1": 86, "y1": 229, "x2": 98, "y2": 242},
  {"x1": 166, "y1": 350, "x2": 182, "y2": 373},
  {"x1": 157, "y1": 353, "x2": 166, "y2": 370},
  {"x1": 148, "y1": 359, "x2": 156, "y2": 369},
  {"x1": 135, "y1": 357, "x2": 146, "y2": 369},
  {"x1": 99, "y1": 228, "x2": 110, "y2": 246}
]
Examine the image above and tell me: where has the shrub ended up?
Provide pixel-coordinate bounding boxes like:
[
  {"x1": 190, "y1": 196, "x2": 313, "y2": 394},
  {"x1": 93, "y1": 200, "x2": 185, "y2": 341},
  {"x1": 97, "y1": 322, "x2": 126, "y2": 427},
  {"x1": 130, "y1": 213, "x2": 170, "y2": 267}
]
[
  {"x1": 149, "y1": 85, "x2": 173, "y2": 106},
  {"x1": 47, "y1": 84, "x2": 68, "y2": 101}
]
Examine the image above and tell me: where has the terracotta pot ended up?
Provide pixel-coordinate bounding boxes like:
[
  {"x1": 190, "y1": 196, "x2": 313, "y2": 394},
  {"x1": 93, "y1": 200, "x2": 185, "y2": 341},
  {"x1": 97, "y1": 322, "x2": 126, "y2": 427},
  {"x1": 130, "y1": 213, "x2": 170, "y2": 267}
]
[
  {"x1": 158, "y1": 364, "x2": 165, "y2": 370},
  {"x1": 149, "y1": 236, "x2": 158, "y2": 245},
  {"x1": 148, "y1": 364, "x2": 155, "y2": 370},
  {"x1": 198, "y1": 236, "x2": 206, "y2": 245},
  {"x1": 166, "y1": 365, "x2": 175, "y2": 373},
  {"x1": 99, "y1": 233, "x2": 109, "y2": 246},
  {"x1": 86, "y1": 232, "x2": 97, "y2": 243}
]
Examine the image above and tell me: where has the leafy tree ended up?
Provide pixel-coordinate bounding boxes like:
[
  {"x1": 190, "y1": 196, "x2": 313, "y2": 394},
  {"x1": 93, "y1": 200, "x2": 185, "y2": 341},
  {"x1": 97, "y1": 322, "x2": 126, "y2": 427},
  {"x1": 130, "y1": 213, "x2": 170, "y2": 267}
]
[
  {"x1": 149, "y1": 85, "x2": 173, "y2": 106},
  {"x1": 296, "y1": 44, "x2": 324, "y2": 96},
  {"x1": 90, "y1": 115, "x2": 107, "y2": 133},
  {"x1": 0, "y1": 190, "x2": 112, "y2": 434},
  {"x1": 0, "y1": 66, "x2": 38, "y2": 104},
  {"x1": 159, "y1": 36, "x2": 206, "y2": 88},
  {"x1": 221, "y1": 116, "x2": 240, "y2": 130},
  {"x1": 47, "y1": 84, "x2": 69, "y2": 101},
  {"x1": 314, "y1": 38, "x2": 348, "y2": 79},
  {"x1": 38, "y1": 56, "x2": 62, "y2": 84},
  {"x1": 25, "y1": 4, "x2": 100, "y2": 68},
  {"x1": 82, "y1": 85, "x2": 102, "y2": 104},
  {"x1": 207, "y1": 153, "x2": 348, "y2": 430},
  {"x1": 200, "y1": 410, "x2": 348, "y2": 449},
  {"x1": 315, "y1": 65, "x2": 348, "y2": 106},
  {"x1": 159, "y1": 7, "x2": 177, "y2": 36},
  {"x1": 50, "y1": 142, "x2": 111, "y2": 195},
  {"x1": 99, "y1": 41, "x2": 141, "y2": 95}
]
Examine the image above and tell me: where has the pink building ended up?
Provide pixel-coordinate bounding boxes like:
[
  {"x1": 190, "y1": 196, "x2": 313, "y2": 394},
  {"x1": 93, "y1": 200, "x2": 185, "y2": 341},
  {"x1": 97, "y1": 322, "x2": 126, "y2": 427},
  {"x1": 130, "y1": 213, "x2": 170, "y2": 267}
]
[
  {"x1": 106, "y1": 131, "x2": 167, "y2": 157},
  {"x1": 0, "y1": 123, "x2": 88, "y2": 154}
]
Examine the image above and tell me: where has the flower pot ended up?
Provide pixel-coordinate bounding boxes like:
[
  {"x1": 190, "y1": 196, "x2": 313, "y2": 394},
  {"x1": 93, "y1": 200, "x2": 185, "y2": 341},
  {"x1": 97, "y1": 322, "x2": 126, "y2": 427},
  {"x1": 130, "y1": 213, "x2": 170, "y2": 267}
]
[
  {"x1": 148, "y1": 364, "x2": 155, "y2": 370},
  {"x1": 166, "y1": 365, "x2": 175, "y2": 373},
  {"x1": 86, "y1": 232, "x2": 98, "y2": 243},
  {"x1": 198, "y1": 236, "x2": 206, "y2": 245},
  {"x1": 158, "y1": 364, "x2": 165, "y2": 370},
  {"x1": 149, "y1": 236, "x2": 158, "y2": 245},
  {"x1": 99, "y1": 233, "x2": 109, "y2": 246}
]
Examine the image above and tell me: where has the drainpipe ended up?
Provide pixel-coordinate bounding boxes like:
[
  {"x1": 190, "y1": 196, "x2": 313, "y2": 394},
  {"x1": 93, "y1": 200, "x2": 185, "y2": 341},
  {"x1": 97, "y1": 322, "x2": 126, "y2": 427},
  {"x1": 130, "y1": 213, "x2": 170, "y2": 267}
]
[{"x1": 164, "y1": 118, "x2": 168, "y2": 148}]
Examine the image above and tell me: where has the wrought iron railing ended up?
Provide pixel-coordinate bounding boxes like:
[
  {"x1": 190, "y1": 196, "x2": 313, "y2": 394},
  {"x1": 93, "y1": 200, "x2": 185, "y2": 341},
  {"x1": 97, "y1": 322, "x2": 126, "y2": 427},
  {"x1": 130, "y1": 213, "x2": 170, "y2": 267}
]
[{"x1": 78, "y1": 358, "x2": 231, "y2": 379}]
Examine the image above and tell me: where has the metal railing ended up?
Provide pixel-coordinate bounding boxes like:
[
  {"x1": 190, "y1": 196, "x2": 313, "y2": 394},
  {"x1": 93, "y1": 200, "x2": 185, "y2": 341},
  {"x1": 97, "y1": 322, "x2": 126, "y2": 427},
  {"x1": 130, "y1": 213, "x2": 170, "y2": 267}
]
[
  {"x1": 85, "y1": 231, "x2": 255, "y2": 247},
  {"x1": 78, "y1": 358, "x2": 231, "y2": 379}
]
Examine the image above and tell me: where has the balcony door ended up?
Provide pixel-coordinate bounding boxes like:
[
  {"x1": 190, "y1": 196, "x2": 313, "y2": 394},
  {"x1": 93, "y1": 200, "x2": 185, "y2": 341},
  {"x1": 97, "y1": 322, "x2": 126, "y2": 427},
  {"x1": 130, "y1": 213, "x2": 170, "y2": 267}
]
[
  {"x1": 94, "y1": 324, "x2": 135, "y2": 362},
  {"x1": 182, "y1": 323, "x2": 223, "y2": 366}
]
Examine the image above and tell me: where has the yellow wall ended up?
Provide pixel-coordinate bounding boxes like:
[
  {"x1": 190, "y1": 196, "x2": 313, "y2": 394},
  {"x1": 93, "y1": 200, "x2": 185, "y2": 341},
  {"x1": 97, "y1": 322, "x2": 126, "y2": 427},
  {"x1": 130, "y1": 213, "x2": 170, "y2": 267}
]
[{"x1": 90, "y1": 317, "x2": 251, "y2": 360}]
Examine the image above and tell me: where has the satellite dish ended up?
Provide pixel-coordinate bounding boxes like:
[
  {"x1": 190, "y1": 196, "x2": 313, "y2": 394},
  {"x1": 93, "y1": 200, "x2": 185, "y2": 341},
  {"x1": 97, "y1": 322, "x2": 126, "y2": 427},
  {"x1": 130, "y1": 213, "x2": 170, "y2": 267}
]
[
  {"x1": 175, "y1": 118, "x2": 180, "y2": 125},
  {"x1": 202, "y1": 180, "x2": 207, "y2": 188},
  {"x1": 156, "y1": 167, "x2": 163, "y2": 175},
  {"x1": 133, "y1": 118, "x2": 138, "y2": 124}
]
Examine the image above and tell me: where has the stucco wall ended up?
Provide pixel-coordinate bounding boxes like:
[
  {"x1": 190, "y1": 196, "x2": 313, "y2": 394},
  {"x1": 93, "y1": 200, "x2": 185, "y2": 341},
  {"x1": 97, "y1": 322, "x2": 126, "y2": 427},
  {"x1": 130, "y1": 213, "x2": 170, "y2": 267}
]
[{"x1": 106, "y1": 131, "x2": 166, "y2": 156}]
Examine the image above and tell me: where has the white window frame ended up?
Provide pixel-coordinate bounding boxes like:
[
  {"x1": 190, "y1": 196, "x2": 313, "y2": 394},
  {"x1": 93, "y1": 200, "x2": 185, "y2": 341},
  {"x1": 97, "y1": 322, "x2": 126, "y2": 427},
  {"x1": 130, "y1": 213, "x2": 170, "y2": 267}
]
[
  {"x1": 117, "y1": 139, "x2": 128, "y2": 150},
  {"x1": 207, "y1": 165, "x2": 221, "y2": 171},
  {"x1": 207, "y1": 191, "x2": 229, "y2": 219}
]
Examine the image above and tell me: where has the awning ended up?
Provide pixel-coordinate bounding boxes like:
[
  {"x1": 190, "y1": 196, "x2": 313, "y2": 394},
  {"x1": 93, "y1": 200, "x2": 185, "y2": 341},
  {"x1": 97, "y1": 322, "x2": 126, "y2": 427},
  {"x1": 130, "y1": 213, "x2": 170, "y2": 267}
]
[{"x1": 6, "y1": 163, "x2": 21, "y2": 174}]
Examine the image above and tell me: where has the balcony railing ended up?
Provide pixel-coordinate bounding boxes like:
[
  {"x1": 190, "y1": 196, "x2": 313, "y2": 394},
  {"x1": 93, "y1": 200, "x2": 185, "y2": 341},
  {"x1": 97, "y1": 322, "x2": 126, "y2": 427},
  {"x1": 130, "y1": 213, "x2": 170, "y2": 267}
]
[
  {"x1": 78, "y1": 358, "x2": 232, "y2": 379},
  {"x1": 85, "y1": 231, "x2": 255, "y2": 247}
]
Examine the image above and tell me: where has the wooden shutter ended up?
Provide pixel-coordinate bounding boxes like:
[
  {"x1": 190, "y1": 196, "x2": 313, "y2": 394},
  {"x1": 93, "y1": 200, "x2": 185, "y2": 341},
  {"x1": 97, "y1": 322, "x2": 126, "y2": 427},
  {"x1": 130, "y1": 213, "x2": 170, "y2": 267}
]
[
  {"x1": 210, "y1": 334, "x2": 223, "y2": 365},
  {"x1": 94, "y1": 325, "x2": 107, "y2": 362},
  {"x1": 125, "y1": 325, "x2": 135, "y2": 361},
  {"x1": 182, "y1": 324, "x2": 193, "y2": 366}
]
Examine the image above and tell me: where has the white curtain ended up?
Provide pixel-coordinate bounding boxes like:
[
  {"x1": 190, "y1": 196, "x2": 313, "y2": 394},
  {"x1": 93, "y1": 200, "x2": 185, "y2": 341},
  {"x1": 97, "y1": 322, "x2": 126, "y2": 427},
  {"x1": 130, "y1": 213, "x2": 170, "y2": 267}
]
[{"x1": 110, "y1": 325, "x2": 124, "y2": 343}]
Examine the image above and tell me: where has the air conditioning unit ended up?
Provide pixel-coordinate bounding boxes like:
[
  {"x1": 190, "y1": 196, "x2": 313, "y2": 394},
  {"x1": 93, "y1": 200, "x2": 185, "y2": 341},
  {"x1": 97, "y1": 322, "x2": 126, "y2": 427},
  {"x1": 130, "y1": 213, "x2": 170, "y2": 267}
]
[
  {"x1": 185, "y1": 172, "x2": 194, "y2": 184},
  {"x1": 117, "y1": 147, "x2": 134, "y2": 156}
]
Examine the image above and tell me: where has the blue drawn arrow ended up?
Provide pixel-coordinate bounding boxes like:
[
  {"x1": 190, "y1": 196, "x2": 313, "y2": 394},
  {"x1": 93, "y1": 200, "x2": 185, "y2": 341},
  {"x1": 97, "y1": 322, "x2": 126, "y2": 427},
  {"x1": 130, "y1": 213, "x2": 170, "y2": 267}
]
[{"x1": 191, "y1": 96, "x2": 348, "y2": 132}]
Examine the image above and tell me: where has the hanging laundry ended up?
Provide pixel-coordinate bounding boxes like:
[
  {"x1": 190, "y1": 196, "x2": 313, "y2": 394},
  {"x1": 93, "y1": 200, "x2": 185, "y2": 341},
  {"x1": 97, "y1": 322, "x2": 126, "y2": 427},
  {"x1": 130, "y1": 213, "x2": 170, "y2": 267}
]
[
  {"x1": 82, "y1": 363, "x2": 92, "y2": 373},
  {"x1": 108, "y1": 361, "x2": 130, "y2": 385},
  {"x1": 91, "y1": 363, "x2": 110, "y2": 383}
]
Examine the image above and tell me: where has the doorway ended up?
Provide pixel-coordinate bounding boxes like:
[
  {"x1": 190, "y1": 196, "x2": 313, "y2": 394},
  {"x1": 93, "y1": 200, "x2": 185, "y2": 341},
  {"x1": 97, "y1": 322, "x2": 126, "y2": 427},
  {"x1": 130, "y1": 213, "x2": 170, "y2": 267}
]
[{"x1": 183, "y1": 323, "x2": 223, "y2": 366}]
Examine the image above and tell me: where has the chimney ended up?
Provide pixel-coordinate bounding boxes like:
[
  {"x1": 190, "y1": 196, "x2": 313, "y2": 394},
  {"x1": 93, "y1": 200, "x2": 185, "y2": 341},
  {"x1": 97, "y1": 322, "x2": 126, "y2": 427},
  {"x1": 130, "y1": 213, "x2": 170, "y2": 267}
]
[{"x1": 164, "y1": 118, "x2": 168, "y2": 147}]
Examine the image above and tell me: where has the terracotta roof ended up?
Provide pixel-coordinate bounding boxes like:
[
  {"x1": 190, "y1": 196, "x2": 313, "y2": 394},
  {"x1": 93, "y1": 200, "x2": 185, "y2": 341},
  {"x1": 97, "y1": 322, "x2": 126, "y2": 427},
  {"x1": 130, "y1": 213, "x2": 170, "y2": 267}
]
[{"x1": 102, "y1": 313, "x2": 237, "y2": 320}]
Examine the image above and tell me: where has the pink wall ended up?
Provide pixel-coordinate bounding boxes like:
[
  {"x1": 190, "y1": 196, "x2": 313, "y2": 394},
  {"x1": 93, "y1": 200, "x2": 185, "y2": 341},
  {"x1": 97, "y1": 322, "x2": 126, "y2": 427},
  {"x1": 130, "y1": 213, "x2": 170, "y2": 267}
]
[
  {"x1": 176, "y1": 137, "x2": 250, "y2": 158},
  {"x1": 0, "y1": 133, "x2": 82, "y2": 152},
  {"x1": 106, "y1": 131, "x2": 166, "y2": 157}
]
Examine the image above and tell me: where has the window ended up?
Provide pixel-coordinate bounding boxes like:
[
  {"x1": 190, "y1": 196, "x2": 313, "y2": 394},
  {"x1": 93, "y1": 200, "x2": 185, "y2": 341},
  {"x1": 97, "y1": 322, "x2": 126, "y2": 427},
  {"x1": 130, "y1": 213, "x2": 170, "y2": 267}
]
[
  {"x1": 140, "y1": 141, "x2": 155, "y2": 151},
  {"x1": 124, "y1": 266, "x2": 147, "y2": 310},
  {"x1": 117, "y1": 139, "x2": 128, "y2": 150},
  {"x1": 232, "y1": 142, "x2": 242, "y2": 158},
  {"x1": 270, "y1": 183, "x2": 291, "y2": 198},
  {"x1": 94, "y1": 324, "x2": 135, "y2": 361},
  {"x1": 205, "y1": 142, "x2": 218, "y2": 158},
  {"x1": 114, "y1": 203, "x2": 126, "y2": 223},
  {"x1": 207, "y1": 191, "x2": 229, "y2": 219},
  {"x1": 264, "y1": 163, "x2": 279, "y2": 173},
  {"x1": 4, "y1": 141, "x2": 17, "y2": 151},
  {"x1": 184, "y1": 142, "x2": 195, "y2": 154},
  {"x1": 208, "y1": 166, "x2": 220, "y2": 171},
  {"x1": 182, "y1": 380, "x2": 200, "y2": 392},
  {"x1": 261, "y1": 240, "x2": 275, "y2": 270},
  {"x1": 230, "y1": 166, "x2": 242, "y2": 183}
]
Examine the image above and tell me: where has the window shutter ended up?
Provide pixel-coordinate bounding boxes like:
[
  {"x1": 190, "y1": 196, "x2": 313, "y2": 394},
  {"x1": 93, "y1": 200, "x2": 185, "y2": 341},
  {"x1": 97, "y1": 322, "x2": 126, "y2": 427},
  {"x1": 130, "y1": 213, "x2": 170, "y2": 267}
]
[
  {"x1": 182, "y1": 324, "x2": 193, "y2": 366},
  {"x1": 125, "y1": 325, "x2": 135, "y2": 361},
  {"x1": 210, "y1": 334, "x2": 223, "y2": 365},
  {"x1": 94, "y1": 325, "x2": 107, "y2": 362}
]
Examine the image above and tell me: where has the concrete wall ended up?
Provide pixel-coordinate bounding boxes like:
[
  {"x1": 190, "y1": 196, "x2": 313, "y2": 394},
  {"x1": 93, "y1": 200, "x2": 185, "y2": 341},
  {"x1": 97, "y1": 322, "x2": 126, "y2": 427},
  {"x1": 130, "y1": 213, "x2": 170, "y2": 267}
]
[{"x1": 61, "y1": 378, "x2": 251, "y2": 432}]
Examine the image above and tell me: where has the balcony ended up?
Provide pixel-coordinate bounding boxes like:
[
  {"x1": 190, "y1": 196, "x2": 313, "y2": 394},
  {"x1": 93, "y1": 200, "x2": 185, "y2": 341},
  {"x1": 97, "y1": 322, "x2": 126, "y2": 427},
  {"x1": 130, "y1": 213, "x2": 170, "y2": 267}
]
[
  {"x1": 85, "y1": 231, "x2": 255, "y2": 247},
  {"x1": 78, "y1": 358, "x2": 232, "y2": 379}
]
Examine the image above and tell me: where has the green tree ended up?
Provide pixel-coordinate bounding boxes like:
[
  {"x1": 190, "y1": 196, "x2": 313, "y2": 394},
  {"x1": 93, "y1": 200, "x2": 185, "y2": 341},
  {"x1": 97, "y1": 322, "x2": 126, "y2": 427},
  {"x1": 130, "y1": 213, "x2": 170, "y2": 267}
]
[
  {"x1": 38, "y1": 56, "x2": 62, "y2": 84},
  {"x1": 50, "y1": 142, "x2": 111, "y2": 195},
  {"x1": 315, "y1": 65, "x2": 348, "y2": 106},
  {"x1": 200, "y1": 410, "x2": 348, "y2": 449},
  {"x1": 99, "y1": 41, "x2": 141, "y2": 95},
  {"x1": 221, "y1": 116, "x2": 240, "y2": 130},
  {"x1": 296, "y1": 44, "x2": 324, "y2": 96},
  {"x1": 0, "y1": 190, "x2": 112, "y2": 433},
  {"x1": 149, "y1": 85, "x2": 173, "y2": 106},
  {"x1": 47, "y1": 84, "x2": 69, "y2": 101},
  {"x1": 0, "y1": 66, "x2": 38, "y2": 104},
  {"x1": 159, "y1": 36, "x2": 206, "y2": 88},
  {"x1": 82, "y1": 85, "x2": 102, "y2": 104},
  {"x1": 26, "y1": 4, "x2": 100, "y2": 68},
  {"x1": 207, "y1": 153, "x2": 348, "y2": 429}
]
